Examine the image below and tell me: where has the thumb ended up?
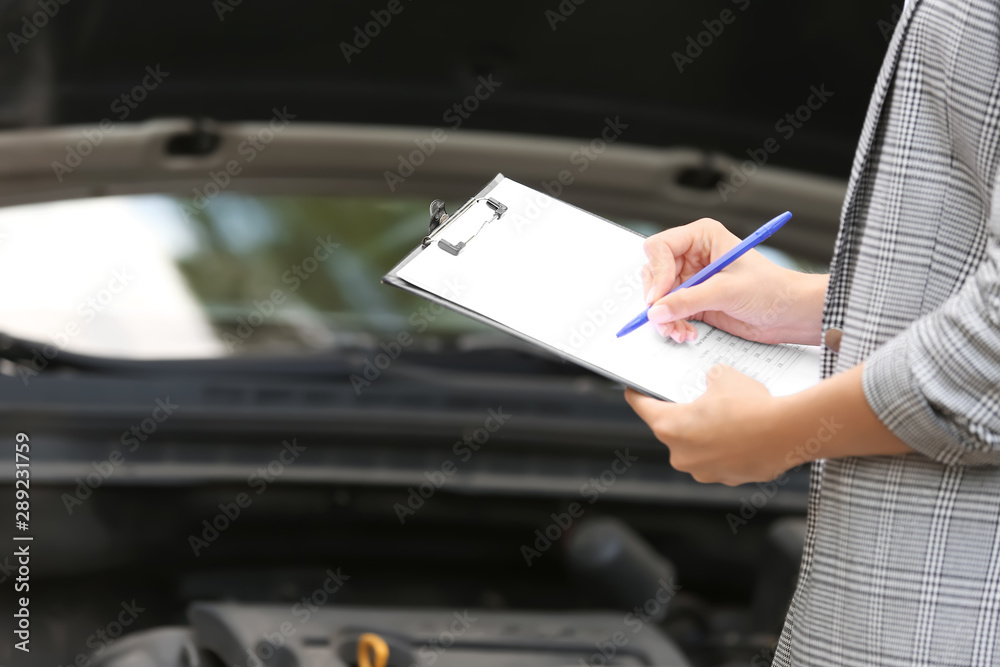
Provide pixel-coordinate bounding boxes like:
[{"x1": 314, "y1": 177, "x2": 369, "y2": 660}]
[
  {"x1": 704, "y1": 363, "x2": 740, "y2": 388},
  {"x1": 703, "y1": 363, "x2": 770, "y2": 398},
  {"x1": 647, "y1": 278, "x2": 734, "y2": 324}
]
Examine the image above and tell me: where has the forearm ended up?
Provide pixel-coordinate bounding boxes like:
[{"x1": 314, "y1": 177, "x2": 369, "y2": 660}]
[{"x1": 771, "y1": 363, "x2": 913, "y2": 467}]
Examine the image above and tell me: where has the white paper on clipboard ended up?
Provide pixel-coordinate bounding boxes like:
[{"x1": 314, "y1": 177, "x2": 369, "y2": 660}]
[{"x1": 389, "y1": 175, "x2": 820, "y2": 403}]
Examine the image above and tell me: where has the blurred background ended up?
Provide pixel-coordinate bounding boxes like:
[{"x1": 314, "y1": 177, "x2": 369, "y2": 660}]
[{"x1": 0, "y1": 1, "x2": 896, "y2": 666}]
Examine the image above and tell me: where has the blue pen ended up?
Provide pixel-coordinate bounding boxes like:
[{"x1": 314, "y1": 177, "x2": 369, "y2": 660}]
[{"x1": 615, "y1": 211, "x2": 792, "y2": 338}]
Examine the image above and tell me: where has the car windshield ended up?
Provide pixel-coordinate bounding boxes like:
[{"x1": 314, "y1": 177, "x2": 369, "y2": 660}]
[{"x1": 0, "y1": 192, "x2": 815, "y2": 359}]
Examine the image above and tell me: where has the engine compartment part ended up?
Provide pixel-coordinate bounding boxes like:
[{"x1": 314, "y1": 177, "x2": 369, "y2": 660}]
[{"x1": 90, "y1": 604, "x2": 693, "y2": 667}]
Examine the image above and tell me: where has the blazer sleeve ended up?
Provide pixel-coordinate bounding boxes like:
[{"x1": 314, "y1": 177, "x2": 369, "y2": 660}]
[{"x1": 862, "y1": 193, "x2": 1000, "y2": 467}]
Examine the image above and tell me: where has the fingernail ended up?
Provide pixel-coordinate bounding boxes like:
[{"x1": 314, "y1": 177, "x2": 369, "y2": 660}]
[
  {"x1": 656, "y1": 324, "x2": 669, "y2": 337},
  {"x1": 648, "y1": 304, "x2": 671, "y2": 323},
  {"x1": 671, "y1": 330, "x2": 683, "y2": 344},
  {"x1": 645, "y1": 288, "x2": 655, "y2": 305},
  {"x1": 686, "y1": 328, "x2": 697, "y2": 341}
]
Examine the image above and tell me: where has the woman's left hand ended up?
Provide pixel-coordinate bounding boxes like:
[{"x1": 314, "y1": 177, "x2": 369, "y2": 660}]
[{"x1": 625, "y1": 364, "x2": 788, "y2": 486}]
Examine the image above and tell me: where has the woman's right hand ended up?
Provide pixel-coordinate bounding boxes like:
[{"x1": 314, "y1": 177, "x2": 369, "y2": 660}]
[{"x1": 642, "y1": 218, "x2": 828, "y2": 346}]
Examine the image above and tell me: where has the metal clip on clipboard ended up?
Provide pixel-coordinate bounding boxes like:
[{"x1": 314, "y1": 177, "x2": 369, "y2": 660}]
[{"x1": 421, "y1": 197, "x2": 508, "y2": 256}]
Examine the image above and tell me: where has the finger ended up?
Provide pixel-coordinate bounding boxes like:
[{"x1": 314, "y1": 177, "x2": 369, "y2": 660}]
[
  {"x1": 641, "y1": 264, "x2": 653, "y2": 303},
  {"x1": 704, "y1": 363, "x2": 738, "y2": 388},
  {"x1": 661, "y1": 320, "x2": 697, "y2": 342},
  {"x1": 681, "y1": 320, "x2": 698, "y2": 341},
  {"x1": 624, "y1": 387, "x2": 678, "y2": 424},
  {"x1": 703, "y1": 363, "x2": 769, "y2": 397},
  {"x1": 642, "y1": 232, "x2": 680, "y2": 305},
  {"x1": 647, "y1": 277, "x2": 735, "y2": 325},
  {"x1": 654, "y1": 320, "x2": 688, "y2": 342},
  {"x1": 641, "y1": 219, "x2": 724, "y2": 304}
]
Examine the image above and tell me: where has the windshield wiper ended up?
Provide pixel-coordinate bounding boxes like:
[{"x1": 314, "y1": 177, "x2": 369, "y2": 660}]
[
  {"x1": 0, "y1": 330, "x2": 595, "y2": 384},
  {"x1": 0, "y1": 332, "x2": 358, "y2": 379}
]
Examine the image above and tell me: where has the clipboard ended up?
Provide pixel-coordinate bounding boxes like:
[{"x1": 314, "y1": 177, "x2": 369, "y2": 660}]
[
  {"x1": 382, "y1": 174, "x2": 820, "y2": 403},
  {"x1": 382, "y1": 174, "x2": 659, "y2": 396}
]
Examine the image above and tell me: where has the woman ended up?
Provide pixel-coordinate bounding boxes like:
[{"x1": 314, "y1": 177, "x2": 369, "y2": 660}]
[{"x1": 627, "y1": 1, "x2": 1000, "y2": 663}]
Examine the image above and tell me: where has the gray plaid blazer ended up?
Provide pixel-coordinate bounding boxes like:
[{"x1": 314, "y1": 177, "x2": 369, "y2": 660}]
[{"x1": 774, "y1": 1, "x2": 1000, "y2": 664}]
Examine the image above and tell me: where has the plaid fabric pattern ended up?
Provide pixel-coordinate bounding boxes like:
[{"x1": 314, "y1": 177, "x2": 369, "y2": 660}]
[{"x1": 774, "y1": 1, "x2": 1000, "y2": 664}]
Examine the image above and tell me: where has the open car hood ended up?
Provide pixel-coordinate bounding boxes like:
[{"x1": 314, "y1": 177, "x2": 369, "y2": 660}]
[{"x1": 0, "y1": 0, "x2": 894, "y2": 178}]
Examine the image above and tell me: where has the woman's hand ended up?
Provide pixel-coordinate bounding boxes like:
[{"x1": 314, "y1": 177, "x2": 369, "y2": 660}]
[
  {"x1": 625, "y1": 363, "x2": 915, "y2": 486},
  {"x1": 642, "y1": 218, "x2": 828, "y2": 345},
  {"x1": 625, "y1": 365, "x2": 788, "y2": 486}
]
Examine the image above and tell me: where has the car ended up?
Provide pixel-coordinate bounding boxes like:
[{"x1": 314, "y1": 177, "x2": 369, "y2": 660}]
[{"x1": 0, "y1": 1, "x2": 896, "y2": 666}]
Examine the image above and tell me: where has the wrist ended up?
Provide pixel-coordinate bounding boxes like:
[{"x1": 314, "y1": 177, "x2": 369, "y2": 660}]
[
  {"x1": 772, "y1": 364, "x2": 914, "y2": 466},
  {"x1": 767, "y1": 392, "x2": 823, "y2": 470},
  {"x1": 758, "y1": 393, "x2": 814, "y2": 475},
  {"x1": 778, "y1": 271, "x2": 829, "y2": 346}
]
